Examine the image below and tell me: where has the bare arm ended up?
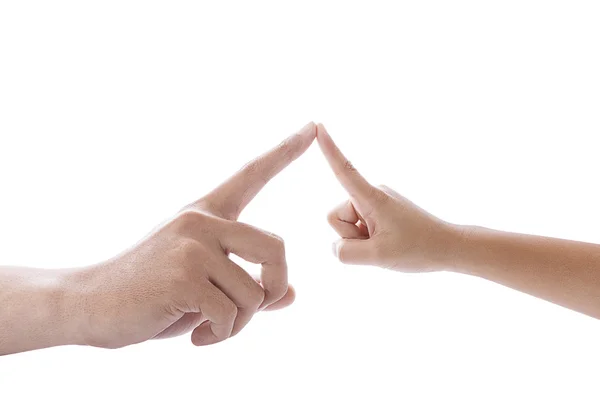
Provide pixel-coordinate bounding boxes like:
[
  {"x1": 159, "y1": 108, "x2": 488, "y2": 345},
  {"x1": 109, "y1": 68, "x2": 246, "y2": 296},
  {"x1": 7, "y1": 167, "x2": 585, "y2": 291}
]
[
  {"x1": 316, "y1": 123, "x2": 600, "y2": 319},
  {"x1": 454, "y1": 227, "x2": 600, "y2": 318},
  {"x1": 0, "y1": 122, "x2": 314, "y2": 356},
  {"x1": 0, "y1": 267, "x2": 83, "y2": 355}
]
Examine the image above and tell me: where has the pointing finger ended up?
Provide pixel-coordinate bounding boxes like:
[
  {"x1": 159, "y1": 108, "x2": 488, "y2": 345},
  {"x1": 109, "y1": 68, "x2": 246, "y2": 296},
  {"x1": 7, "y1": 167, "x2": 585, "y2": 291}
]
[
  {"x1": 316, "y1": 124, "x2": 374, "y2": 205},
  {"x1": 199, "y1": 122, "x2": 316, "y2": 220}
]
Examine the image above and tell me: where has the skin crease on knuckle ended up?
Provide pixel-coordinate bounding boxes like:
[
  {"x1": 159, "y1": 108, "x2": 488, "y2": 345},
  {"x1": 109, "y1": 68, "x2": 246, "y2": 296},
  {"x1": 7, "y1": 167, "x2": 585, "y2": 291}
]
[
  {"x1": 262, "y1": 237, "x2": 287, "y2": 287},
  {"x1": 277, "y1": 137, "x2": 297, "y2": 161},
  {"x1": 171, "y1": 209, "x2": 210, "y2": 234},
  {"x1": 343, "y1": 159, "x2": 357, "y2": 173},
  {"x1": 175, "y1": 238, "x2": 204, "y2": 260},
  {"x1": 268, "y1": 235, "x2": 286, "y2": 259},
  {"x1": 170, "y1": 280, "x2": 205, "y2": 315},
  {"x1": 221, "y1": 300, "x2": 238, "y2": 325},
  {"x1": 371, "y1": 186, "x2": 390, "y2": 205},
  {"x1": 241, "y1": 159, "x2": 269, "y2": 185},
  {"x1": 247, "y1": 281, "x2": 265, "y2": 309},
  {"x1": 203, "y1": 290, "x2": 237, "y2": 328},
  {"x1": 172, "y1": 210, "x2": 226, "y2": 246},
  {"x1": 191, "y1": 198, "x2": 223, "y2": 216},
  {"x1": 254, "y1": 235, "x2": 287, "y2": 301},
  {"x1": 327, "y1": 210, "x2": 338, "y2": 225},
  {"x1": 249, "y1": 227, "x2": 285, "y2": 261}
]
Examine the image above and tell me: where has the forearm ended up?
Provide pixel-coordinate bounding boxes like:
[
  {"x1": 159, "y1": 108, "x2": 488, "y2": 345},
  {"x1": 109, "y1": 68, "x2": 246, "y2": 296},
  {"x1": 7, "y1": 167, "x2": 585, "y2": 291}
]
[
  {"x1": 451, "y1": 225, "x2": 600, "y2": 319},
  {"x1": 0, "y1": 267, "x2": 86, "y2": 355}
]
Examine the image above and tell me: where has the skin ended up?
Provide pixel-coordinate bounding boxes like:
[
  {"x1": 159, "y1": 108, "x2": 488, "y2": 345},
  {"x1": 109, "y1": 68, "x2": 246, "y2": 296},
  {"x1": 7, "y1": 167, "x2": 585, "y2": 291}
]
[
  {"x1": 317, "y1": 123, "x2": 600, "y2": 320},
  {"x1": 3, "y1": 121, "x2": 599, "y2": 356},
  {"x1": 0, "y1": 122, "x2": 316, "y2": 356}
]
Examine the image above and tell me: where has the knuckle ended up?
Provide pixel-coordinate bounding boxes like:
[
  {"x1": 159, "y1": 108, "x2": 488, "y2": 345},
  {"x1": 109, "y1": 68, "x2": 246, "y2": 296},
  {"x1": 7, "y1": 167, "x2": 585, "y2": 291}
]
[
  {"x1": 240, "y1": 159, "x2": 269, "y2": 187},
  {"x1": 370, "y1": 186, "x2": 389, "y2": 204},
  {"x1": 248, "y1": 283, "x2": 266, "y2": 308},
  {"x1": 192, "y1": 196, "x2": 237, "y2": 220},
  {"x1": 327, "y1": 209, "x2": 338, "y2": 224},
  {"x1": 222, "y1": 301, "x2": 238, "y2": 322},
  {"x1": 189, "y1": 198, "x2": 218, "y2": 214},
  {"x1": 377, "y1": 184, "x2": 400, "y2": 200},
  {"x1": 270, "y1": 232, "x2": 284, "y2": 245},
  {"x1": 268, "y1": 234, "x2": 286, "y2": 257},
  {"x1": 277, "y1": 138, "x2": 295, "y2": 160},
  {"x1": 344, "y1": 159, "x2": 357, "y2": 173},
  {"x1": 241, "y1": 158, "x2": 261, "y2": 176},
  {"x1": 178, "y1": 209, "x2": 205, "y2": 223},
  {"x1": 334, "y1": 160, "x2": 357, "y2": 179},
  {"x1": 176, "y1": 239, "x2": 202, "y2": 260},
  {"x1": 172, "y1": 209, "x2": 207, "y2": 232},
  {"x1": 169, "y1": 241, "x2": 207, "y2": 284},
  {"x1": 211, "y1": 298, "x2": 237, "y2": 324}
]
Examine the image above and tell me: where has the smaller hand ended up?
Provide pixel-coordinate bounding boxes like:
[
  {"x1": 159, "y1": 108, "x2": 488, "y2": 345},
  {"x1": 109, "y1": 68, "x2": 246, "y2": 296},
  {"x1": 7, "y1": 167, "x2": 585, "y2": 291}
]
[{"x1": 316, "y1": 124, "x2": 460, "y2": 272}]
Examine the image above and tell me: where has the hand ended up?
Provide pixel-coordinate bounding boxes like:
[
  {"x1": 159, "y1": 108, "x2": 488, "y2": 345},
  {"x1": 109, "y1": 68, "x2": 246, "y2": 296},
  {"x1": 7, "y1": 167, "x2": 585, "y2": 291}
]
[
  {"x1": 68, "y1": 122, "x2": 316, "y2": 349},
  {"x1": 316, "y1": 124, "x2": 461, "y2": 272}
]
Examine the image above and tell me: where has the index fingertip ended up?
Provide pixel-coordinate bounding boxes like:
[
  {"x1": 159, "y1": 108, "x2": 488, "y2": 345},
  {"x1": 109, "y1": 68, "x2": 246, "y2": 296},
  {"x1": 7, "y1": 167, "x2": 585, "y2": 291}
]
[
  {"x1": 300, "y1": 121, "x2": 317, "y2": 139},
  {"x1": 316, "y1": 123, "x2": 351, "y2": 170},
  {"x1": 316, "y1": 123, "x2": 335, "y2": 157},
  {"x1": 285, "y1": 121, "x2": 317, "y2": 156},
  {"x1": 315, "y1": 124, "x2": 375, "y2": 201},
  {"x1": 316, "y1": 122, "x2": 328, "y2": 140}
]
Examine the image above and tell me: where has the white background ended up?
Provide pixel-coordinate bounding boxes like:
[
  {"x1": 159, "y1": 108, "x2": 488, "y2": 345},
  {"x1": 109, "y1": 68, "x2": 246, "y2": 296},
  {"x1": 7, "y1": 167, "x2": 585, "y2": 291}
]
[{"x1": 1, "y1": 1, "x2": 600, "y2": 399}]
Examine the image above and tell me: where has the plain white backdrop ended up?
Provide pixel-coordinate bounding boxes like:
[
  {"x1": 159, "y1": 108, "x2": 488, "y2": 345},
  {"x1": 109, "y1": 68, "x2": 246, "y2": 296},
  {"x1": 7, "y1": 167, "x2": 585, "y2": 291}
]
[{"x1": 1, "y1": 1, "x2": 600, "y2": 399}]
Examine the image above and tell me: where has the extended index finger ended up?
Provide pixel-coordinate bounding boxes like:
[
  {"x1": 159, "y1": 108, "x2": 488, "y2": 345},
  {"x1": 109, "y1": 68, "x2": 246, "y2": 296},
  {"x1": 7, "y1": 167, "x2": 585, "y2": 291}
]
[
  {"x1": 200, "y1": 122, "x2": 316, "y2": 220},
  {"x1": 316, "y1": 123, "x2": 374, "y2": 203}
]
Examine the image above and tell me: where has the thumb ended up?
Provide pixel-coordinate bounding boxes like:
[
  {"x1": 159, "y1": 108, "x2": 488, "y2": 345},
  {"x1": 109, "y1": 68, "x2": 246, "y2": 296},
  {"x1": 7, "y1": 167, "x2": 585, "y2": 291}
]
[{"x1": 333, "y1": 238, "x2": 376, "y2": 265}]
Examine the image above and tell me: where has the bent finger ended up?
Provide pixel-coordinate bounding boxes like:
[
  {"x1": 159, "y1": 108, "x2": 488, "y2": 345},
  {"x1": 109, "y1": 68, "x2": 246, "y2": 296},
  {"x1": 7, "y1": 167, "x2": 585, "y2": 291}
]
[
  {"x1": 191, "y1": 282, "x2": 237, "y2": 346},
  {"x1": 327, "y1": 200, "x2": 369, "y2": 239}
]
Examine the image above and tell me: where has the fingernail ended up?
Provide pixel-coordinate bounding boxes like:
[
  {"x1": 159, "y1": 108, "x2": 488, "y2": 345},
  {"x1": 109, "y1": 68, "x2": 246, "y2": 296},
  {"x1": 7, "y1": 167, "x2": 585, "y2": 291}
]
[{"x1": 331, "y1": 241, "x2": 339, "y2": 258}]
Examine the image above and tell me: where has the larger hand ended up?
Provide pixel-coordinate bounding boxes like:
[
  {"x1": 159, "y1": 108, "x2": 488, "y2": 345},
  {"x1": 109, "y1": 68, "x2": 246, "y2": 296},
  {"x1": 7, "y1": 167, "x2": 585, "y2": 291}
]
[{"x1": 64, "y1": 122, "x2": 315, "y2": 349}]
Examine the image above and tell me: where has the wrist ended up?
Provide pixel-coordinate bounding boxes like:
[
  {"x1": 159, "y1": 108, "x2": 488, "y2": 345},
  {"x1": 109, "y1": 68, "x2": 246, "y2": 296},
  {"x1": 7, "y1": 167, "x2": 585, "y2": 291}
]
[
  {"x1": 439, "y1": 223, "x2": 476, "y2": 274},
  {"x1": 58, "y1": 265, "x2": 113, "y2": 348},
  {"x1": 49, "y1": 268, "x2": 90, "y2": 347},
  {"x1": 0, "y1": 267, "x2": 89, "y2": 355},
  {"x1": 63, "y1": 262, "x2": 138, "y2": 349}
]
